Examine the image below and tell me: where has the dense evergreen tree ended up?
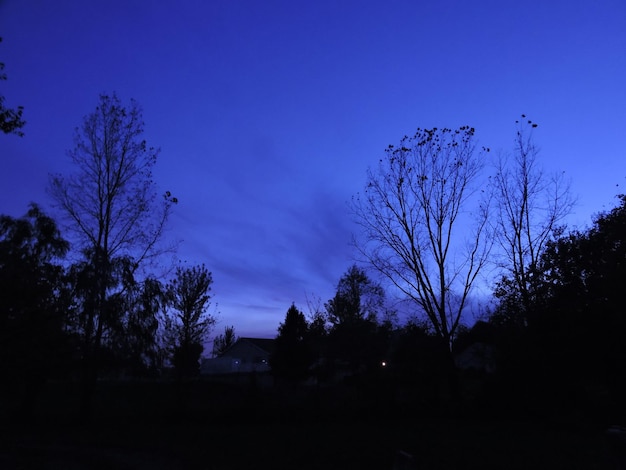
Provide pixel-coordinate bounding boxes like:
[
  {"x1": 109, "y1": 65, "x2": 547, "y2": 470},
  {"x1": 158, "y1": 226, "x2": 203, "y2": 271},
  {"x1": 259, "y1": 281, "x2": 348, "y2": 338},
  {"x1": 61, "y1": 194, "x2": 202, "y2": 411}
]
[{"x1": 270, "y1": 304, "x2": 312, "y2": 382}]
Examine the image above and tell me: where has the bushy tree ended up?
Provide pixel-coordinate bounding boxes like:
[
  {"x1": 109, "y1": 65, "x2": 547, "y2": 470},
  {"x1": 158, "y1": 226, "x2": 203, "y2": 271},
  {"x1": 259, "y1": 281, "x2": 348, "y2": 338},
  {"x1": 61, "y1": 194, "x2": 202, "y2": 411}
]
[
  {"x1": 325, "y1": 265, "x2": 387, "y2": 373},
  {"x1": 165, "y1": 264, "x2": 216, "y2": 378},
  {"x1": 325, "y1": 264, "x2": 384, "y2": 326},
  {"x1": 110, "y1": 276, "x2": 166, "y2": 376},
  {"x1": 0, "y1": 205, "x2": 69, "y2": 415},
  {"x1": 540, "y1": 196, "x2": 626, "y2": 390},
  {"x1": 488, "y1": 195, "x2": 626, "y2": 417}
]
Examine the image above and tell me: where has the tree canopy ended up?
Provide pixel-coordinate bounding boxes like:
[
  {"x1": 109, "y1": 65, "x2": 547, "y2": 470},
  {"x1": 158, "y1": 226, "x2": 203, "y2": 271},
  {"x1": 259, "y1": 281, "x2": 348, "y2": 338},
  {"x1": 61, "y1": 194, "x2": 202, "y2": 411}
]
[
  {"x1": 165, "y1": 264, "x2": 216, "y2": 378},
  {"x1": 0, "y1": 205, "x2": 69, "y2": 414},
  {"x1": 325, "y1": 264, "x2": 384, "y2": 326}
]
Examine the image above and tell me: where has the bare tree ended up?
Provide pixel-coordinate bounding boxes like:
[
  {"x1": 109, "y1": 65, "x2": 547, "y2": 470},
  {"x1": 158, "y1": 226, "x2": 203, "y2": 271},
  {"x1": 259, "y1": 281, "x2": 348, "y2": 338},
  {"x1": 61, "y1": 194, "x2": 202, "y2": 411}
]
[
  {"x1": 352, "y1": 126, "x2": 491, "y2": 350},
  {"x1": 50, "y1": 94, "x2": 175, "y2": 266},
  {"x1": 304, "y1": 291, "x2": 327, "y2": 330},
  {"x1": 49, "y1": 93, "x2": 175, "y2": 418},
  {"x1": 492, "y1": 116, "x2": 574, "y2": 324}
]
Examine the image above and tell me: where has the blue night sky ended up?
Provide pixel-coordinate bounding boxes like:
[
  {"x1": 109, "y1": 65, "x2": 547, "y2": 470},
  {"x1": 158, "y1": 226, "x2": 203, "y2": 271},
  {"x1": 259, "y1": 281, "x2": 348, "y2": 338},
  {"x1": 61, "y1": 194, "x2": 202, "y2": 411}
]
[{"x1": 1, "y1": 1, "x2": 625, "y2": 340}]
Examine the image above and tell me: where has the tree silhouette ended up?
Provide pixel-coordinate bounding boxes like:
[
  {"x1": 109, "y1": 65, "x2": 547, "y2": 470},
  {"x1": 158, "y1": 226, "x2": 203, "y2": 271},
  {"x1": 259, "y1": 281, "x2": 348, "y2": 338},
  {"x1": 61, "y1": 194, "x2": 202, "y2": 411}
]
[
  {"x1": 488, "y1": 195, "x2": 626, "y2": 417},
  {"x1": 0, "y1": 37, "x2": 26, "y2": 136},
  {"x1": 165, "y1": 264, "x2": 216, "y2": 379},
  {"x1": 270, "y1": 304, "x2": 312, "y2": 382},
  {"x1": 325, "y1": 264, "x2": 384, "y2": 326},
  {"x1": 0, "y1": 205, "x2": 69, "y2": 416},
  {"x1": 109, "y1": 276, "x2": 166, "y2": 376},
  {"x1": 492, "y1": 116, "x2": 573, "y2": 326},
  {"x1": 325, "y1": 265, "x2": 386, "y2": 374},
  {"x1": 212, "y1": 325, "x2": 237, "y2": 357},
  {"x1": 352, "y1": 126, "x2": 491, "y2": 351},
  {"x1": 539, "y1": 195, "x2": 626, "y2": 396},
  {"x1": 48, "y1": 93, "x2": 175, "y2": 419}
]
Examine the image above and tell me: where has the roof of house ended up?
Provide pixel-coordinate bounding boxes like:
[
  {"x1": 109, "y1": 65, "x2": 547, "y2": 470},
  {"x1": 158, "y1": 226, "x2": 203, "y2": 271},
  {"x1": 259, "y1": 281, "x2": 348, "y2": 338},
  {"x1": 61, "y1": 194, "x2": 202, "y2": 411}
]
[{"x1": 222, "y1": 337, "x2": 276, "y2": 357}]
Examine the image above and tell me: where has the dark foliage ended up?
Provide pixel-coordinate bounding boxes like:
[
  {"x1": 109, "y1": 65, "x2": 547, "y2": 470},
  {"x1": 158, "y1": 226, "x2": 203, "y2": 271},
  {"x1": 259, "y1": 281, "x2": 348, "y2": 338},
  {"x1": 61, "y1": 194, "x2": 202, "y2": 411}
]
[
  {"x1": 0, "y1": 205, "x2": 69, "y2": 415},
  {"x1": 0, "y1": 37, "x2": 26, "y2": 136},
  {"x1": 323, "y1": 265, "x2": 388, "y2": 375},
  {"x1": 48, "y1": 93, "x2": 175, "y2": 419},
  {"x1": 487, "y1": 195, "x2": 626, "y2": 420},
  {"x1": 0, "y1": 379, "x2": 615, "y2": 469},
  {"x1": 165, "y1": 264, "x2": 215, "y2": 379},
  {"x1": 270, "y1": 304, "x2": 312, "y2": 382},
  {"x1": 539, "y1": 196, "x2": 626, "y2": 406},
  {"x1": 108, "y1": 276, "x2": 166, "y2": 377},
  {"x1": 325, "y1": 264, "x2": 383, "y2": 326},
  {"x1": 172, "y1": 341, "x2": 204, "y2": 378}
]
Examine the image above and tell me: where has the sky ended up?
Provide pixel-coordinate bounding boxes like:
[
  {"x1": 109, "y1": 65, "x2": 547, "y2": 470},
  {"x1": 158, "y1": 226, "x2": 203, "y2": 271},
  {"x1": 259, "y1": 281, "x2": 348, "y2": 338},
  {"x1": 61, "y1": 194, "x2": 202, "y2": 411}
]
[{"x1": 1, "y1": 0, "x2": 625, "y2": 341}]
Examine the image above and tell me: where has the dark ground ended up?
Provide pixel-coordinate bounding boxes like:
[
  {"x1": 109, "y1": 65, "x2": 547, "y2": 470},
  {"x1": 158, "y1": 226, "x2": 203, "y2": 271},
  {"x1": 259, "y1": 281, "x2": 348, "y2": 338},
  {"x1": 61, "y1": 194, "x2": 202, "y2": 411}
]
[{"x1": 0, "y1": 377, "x2": 620, "y2": 469}]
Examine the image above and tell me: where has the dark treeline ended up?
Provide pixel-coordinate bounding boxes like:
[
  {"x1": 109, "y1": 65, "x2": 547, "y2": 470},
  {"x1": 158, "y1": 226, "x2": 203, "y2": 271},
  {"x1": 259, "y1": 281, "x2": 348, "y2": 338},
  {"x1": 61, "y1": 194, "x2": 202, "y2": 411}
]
[
  {"x1": 270, "y1": 201, "x2": 626, "y2": 422},
  {"x1": 485, "y1": 194, "x2": 626, "y2": 421},
  {"x1": 1, "y1": 86, "x2": 625, "y2": 437},
  {"x1": 1, "y1": 94, "x2": 216, "y2": 422}
]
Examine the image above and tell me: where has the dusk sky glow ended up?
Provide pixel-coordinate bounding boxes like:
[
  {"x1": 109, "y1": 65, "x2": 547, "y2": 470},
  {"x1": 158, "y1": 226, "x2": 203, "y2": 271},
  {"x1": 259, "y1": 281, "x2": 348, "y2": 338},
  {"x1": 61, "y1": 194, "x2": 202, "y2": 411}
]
[{"x1": 1, "y1": 1, "x2": 625, "y2": 340}]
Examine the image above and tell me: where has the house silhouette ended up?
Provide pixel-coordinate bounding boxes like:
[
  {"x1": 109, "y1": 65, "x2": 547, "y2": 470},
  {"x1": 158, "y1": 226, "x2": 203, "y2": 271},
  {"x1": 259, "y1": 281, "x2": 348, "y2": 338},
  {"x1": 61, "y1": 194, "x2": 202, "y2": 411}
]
[{"x1": 201, "y1": 337, "x2": 275, "y2": 375}]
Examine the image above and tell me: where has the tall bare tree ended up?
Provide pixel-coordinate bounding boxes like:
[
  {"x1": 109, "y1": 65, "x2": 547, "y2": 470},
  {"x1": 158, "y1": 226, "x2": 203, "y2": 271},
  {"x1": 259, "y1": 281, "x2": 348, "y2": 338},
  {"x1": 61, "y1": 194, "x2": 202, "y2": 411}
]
[
  {"x1": 352, "y1": 126, "x2": 491, "y2": 350},
  {"x1": 492, "y1": 116, "x2": 574, "y2": 325},
  {"x1": 49, "y1": 93, "x2": 175, "y2": 418}
]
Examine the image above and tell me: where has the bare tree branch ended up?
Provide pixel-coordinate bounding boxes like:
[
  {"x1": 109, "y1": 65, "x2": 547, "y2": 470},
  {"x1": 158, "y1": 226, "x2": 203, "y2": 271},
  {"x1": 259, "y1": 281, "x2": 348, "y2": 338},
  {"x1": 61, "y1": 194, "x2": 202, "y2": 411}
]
[
  {"x1": 352, "y1": 126, "x2": 491, "y2": 349},
  {"x1": 492, "y1": 117, "x2": 575, "y2": 323}
]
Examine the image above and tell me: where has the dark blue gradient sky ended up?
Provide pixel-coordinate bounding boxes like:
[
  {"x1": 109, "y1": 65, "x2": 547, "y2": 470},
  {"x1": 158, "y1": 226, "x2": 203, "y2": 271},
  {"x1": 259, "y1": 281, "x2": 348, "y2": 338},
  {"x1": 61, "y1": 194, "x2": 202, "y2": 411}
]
[{"x1": 1, "y1": 0, "x2": 625, "y2": 339}]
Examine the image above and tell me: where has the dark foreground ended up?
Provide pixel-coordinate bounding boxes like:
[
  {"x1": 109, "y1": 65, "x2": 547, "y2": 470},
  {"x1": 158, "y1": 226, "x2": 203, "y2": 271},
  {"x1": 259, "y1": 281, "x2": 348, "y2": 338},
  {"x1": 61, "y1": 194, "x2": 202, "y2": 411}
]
[{"x1": 0, "y1": 378, "x2": 620, "y2": 469}]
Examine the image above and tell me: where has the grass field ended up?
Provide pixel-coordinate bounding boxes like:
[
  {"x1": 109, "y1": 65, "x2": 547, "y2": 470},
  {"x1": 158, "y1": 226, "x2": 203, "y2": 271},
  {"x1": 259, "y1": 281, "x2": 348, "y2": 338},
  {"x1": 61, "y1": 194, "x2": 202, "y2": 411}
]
[{"x1": 0, "y1": 378, "x2": 620, "y2": 469}]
